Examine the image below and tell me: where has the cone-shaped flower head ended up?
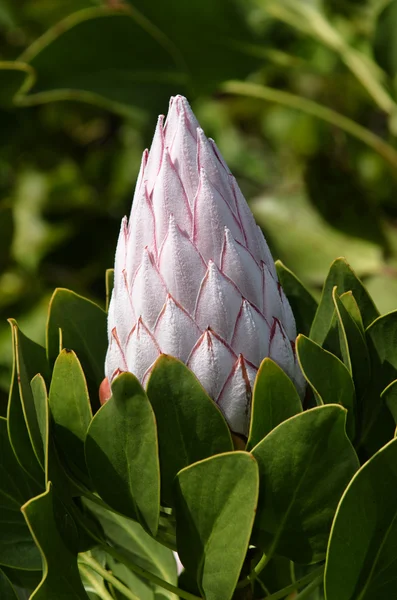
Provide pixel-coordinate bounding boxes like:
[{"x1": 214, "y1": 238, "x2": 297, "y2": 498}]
[{"x1": 106, "y1": 95, "x2": 304, "y2": 436}]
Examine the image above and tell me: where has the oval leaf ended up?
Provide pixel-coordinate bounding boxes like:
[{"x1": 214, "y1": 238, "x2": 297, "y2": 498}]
[
  {"x1": 310, "y1": 258, "x2": 378, "y2": 346},
  {"x1": 85, "y1": 372, "x2": 160, "y2": 536},
  {"x1": 49, "y1": 349, "x2": 92, "y2": 480},
  {"x1": 297, "y1": 335, "x2": 356, "y2": 439},
  {"x1": 146, "y1": 355, "x2": 233, "y2": 506},
  {"x1": 325, "y1": 437, "x2": 397, "y2": 600},
  {"x1": 46, "y1": 288, "x2": 107, "y2": 408},
  {"x1": 0, "y1": 569, "x2": 18, "y2": 600},
  {"x1": 247, "y1": 358, "x2": 302, "y2": 450},
  {"x1": 175, "y1": 452, "x2": 259, "y2": 600},
  {"x1": 252, "y1": 405, "x2": 359, "y2": 564}
]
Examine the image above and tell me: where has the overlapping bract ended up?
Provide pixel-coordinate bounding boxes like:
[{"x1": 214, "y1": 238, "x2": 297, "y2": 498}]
[{"x1": 106, "y1": 95, "x2": 303, "y2": 435}]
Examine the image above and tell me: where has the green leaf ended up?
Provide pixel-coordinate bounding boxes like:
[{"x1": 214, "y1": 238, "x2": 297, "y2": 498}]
[
  {"x1": 275, "y1": 260, "x2": 318, "y2": 335},
  {"x1": 359, "y1": 311, "x2": 397, "y2": 456},
  {"x1": 85, "y1": 372, "x2": 159, "y2": 536},
  {"x1": 0, "y1": 61, "x2": 34, "y2": 107},
  {"x1": 49, "y1": 349, "x2": 92, "y2": 480},
  {"x1": 84, "y1": 500, "x2": 177, "y2": 600},
  {"x1": 381, "y1": 380, "x2": 397, "y2": 433},
  {"x1": 30, "y1": 375, "x2": 49, "y2": 477},
  {"x1": 175, "y1": 452, "x2": 259, "y2": 600},
  {"x1": 332, "y1": 288, "x2": 371, "y2": 401},
  {"x1": 146, "y1": 356, "x2": 233, "y2": 506},
  {"x1": 310, "y1": 258, "x2": 379, "y2": 346},
  {"x1": 0, "y1": 417, "x2": 41, "y2": 570},
  {"x1": 7, "y1": 320, "x2": 49, "y2": 482},
  {"x1": 373, "y1": 0, "x2": 397, "y2": 77},
  {"x1": 246, "y1": 358, "x2": 302, "y2": 450},
  {"x1": 0, "y1": 569, "x2": 18, "y2": 600},
  {"x1": 251, "y1": 405, "x2": 359, "y2": 563},
  {"x1": 325, "y1": 437, "x2": 397, "y2": 600},
  {"x1": 296, "y1": 335, "x2": 356, "y2": 439},
  {"x1": 22, "y1": 483, "x2": 89, "y2": 599},
  {"x1": 340, "y1": 291, "x2": 364, "y2": 335},
  {"x1": 46, "y1": 288, "x2": 107, "y2": 408},
  {"x1": 19, "y1": 7, "x2": 183, "y2": 116}
]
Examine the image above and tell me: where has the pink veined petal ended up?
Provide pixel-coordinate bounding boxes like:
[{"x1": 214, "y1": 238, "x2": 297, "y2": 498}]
[
  {"x1": 158, "y1": 215, "x2": 206, "y2": 315},
  {"x1": 256, "y1": 225, "x2": 277, "y2": 279},
  {"x1": 125, "y1": 317, "x2": 160, "y2": 382},
  {"x1": 197, "y1": 128, "x2": 235, "y2": 210},
  {"x1": 269, "y1": 318, "x2": 295, "y2": 382},
  {"x1": 105, "y1": 328, "x2": 127, "y2": 383},
  {"x1": 279, "y1": 286, "x2": 297, "y2": 340},
  {"x1": 209, "y1": 138, "x2": 231, "y2": 175},
  {"x1": 169, "y1": 110, "x2": 199, "y2": 206},
  {"x1": 126, "y1": 184, "x2": 157, "y2": 278},
  {"x1": 154, "y1": 294, "x2": 201, "y2": 362},
  {"x1": 193, "y1": 169, "x2": 244, "y2": 266},
  {"x1": 176, "y1": 95, "x2": 200, "y2": 138},
  {"x1": 221, "y1": 227, "x2": 263, "y2": 308},
  {"x1": 163, "y1": 96, "x2": 179, "y2": 147},
  {"x1": 217, "y1": 355, "x2": 257, "y2": 437},
  {"x1": 194, "y1": 261, "x2": 242, "y2": 343},
  {"x1": 130, "y1": 248, "x2": 167, "y2": 329},
  {"x1": 187, "y1": 328, "x2": 236, "y2": 399},
  {"x1": 145, "y1": 115, "x2": 164, "y2": 196},
  {"x1": 129, "y1": 150, "x2": 148, "y2": 216},
  {"x1": 231, "y1": 300, "x2": 270, "y2": 367},
  {"x1": 152, "y1": 147, "x2": 192, "y2": 249},
  {"x1": 114, "y1": 217, "x2": 128, "y2": 282},
  {"x1": 112, "y1": 269, "x2": 135, "y2": 348},
  {"x1": 231, "y1": 176, "x2": 265, "y2": 262},
  {"x1": 262, "y1": 262, "x2": 283, "y2": 324}
]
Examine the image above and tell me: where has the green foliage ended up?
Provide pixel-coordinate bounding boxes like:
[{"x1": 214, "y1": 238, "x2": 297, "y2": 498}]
[{"x1": 146, "y1": 356, "x2": 233, "y2": 507}]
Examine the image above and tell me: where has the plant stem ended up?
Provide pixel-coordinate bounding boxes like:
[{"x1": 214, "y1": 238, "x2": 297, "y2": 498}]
[
  {"x1": 221, "y1": 81, "x2": 397, "y2": 172},
  {"x1": 259, "y1": 565, "x2": 325, "y2": 600},
  {"x1": 78, "y1": 563, "x2": 114, "y2": 600},
  {"x1": 79, "y1": 553, "x2": 140, "y2": 600},
  {"x1": 100, "y1": 543, "x2": 203, "y2": 600}
]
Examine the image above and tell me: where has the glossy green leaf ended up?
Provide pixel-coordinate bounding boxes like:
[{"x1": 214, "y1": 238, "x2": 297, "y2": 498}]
[
  {"x1": 310, "y1": 258, "x2": 378, "y2": 346},
  {"x1": 85, "y1": 372, "x2": 159, "y2": 536},
  {"x1": 0, "y1": 569, "x2": 18, "y2": 600},
  {"x1": 0, "y1": 61, "x2": 34, "y2": 107},
  {"x1": 246, "y1": 358, "x2": 302, "y2": 450},
  {"x1": 0, "y1": 417, "x2": 41, "y2": 570},
  {"x1": 49, "y1": 349, "x2": 92, "y2": 479},
  {"x1": 332, "y1": 288, "x2": 370, "y2": 401},
  {"x1": 275, "y1": 260, "x2": 318, "y2": 335},
  {"x1": 175, "y1": 452, "x2": 259, "y2": 600},
  {"x1": 19, "y1": 7, "x2": 182, "y2": 115},
  {"x1": 359, "y1": 312, "x2": 397, "y2": 456},
  {"x1": 325, "y1": 438, "x2": 397, "y2": 600},
  {"x1": 1, "y1": 567, "x2": 42, "y2": 596},
  {"x1": 46, "y1": 288, "x2": 107, "y2": 407},
  {"x1": 297, "y1": 335, "x2": 355, "y2": 439},
  {"x1": 381, "y1": 380, "x2": 397, "y2": 434},
  {"x1": 84, "y1": 500, "x2": 177, "y2": 600},
  {"x1": 30, "y1": 375, "x2": 49, "y2": 477},
  {"x1": 146, "y1": 355, "x2": 233, "y2": 506},
  {"x1": 252, "y1": 405, "x2": 359, "y2": 563},
  {"x1": 340, "y1": 291, "x2": 364, "y2": 335},
  {"x1": 7, "y1": 320, "x2": 49, "y2": 483},
  {"x1": 22, "y1": 483, "x2": 89, "y2": 599}
]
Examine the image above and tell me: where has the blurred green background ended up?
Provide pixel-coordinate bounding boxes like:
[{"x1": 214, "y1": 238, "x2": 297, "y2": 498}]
[{"x1": 1, "y1": 0, "x2": 397, "y2": 406}]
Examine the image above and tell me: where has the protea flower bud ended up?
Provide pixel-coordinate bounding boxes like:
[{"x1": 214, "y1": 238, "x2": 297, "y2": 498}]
[{"x1": 106, "y1": 95, "x2": 304, "y2": 436}]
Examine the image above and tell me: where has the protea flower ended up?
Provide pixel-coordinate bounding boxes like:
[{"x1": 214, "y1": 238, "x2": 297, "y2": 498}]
[{"x1": 105, "y1": 95, "x2": 304, "y2": 436}]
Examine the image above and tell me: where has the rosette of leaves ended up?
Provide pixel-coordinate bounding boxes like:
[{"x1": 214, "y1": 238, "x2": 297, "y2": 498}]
[{"x1": 2, "y1": 253, "x2": 397, "y2": 600}]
